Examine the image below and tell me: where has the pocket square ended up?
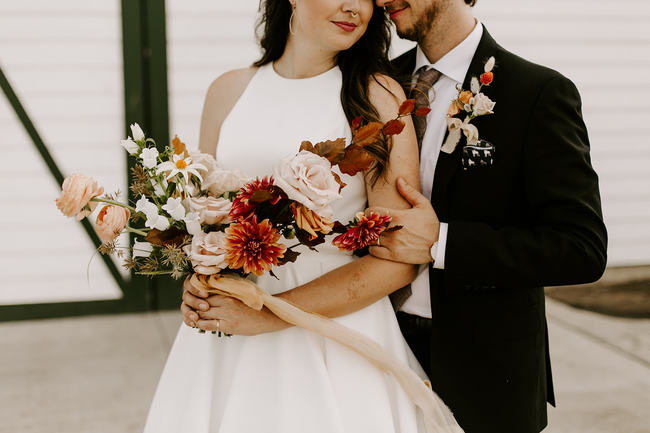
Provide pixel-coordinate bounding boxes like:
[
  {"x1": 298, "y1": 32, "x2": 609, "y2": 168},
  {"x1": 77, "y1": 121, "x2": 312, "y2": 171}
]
[{"x1": 462, "y1": 140, "x2": 495, "y2": 170}]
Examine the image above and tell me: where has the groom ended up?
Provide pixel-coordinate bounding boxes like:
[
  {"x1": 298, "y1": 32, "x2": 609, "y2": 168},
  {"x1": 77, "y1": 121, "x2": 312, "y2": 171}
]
[{"x1": 370, "y1": 0, "x2": 607, "y2": 432}]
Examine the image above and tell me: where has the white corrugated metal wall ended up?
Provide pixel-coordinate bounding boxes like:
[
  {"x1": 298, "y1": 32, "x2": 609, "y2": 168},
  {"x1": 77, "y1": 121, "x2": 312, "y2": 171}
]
[
  {"x1": 0, "y1": 0, "x2": 125, "y2": 304},
  {"x1": 168, "y1": 0, "x2": 650, "y2": 267}
]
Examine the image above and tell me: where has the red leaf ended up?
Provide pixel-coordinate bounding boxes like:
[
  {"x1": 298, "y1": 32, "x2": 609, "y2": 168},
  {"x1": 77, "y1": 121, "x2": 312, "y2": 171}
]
[
  {"x1": 299, "y1": 140, "x2": 315, "y2": 153},
  {"x1": 398, "y1": 99, "x2": 415, "y2": 116},
  {"x1": 351, "y1": 116, "x2": 362, "y2": 131},
  {"x1": 338, "y1": 144, "x2": 375, "y2": 176},
  {"x1": 145, "y1": 227, "x2": 188, "y2": 247},
  {"x1": 313, "y1": 138, "x2": 346, "y2": 165},
  {"x1": 352, "y1": 122, "x2": 383, "y2": 147},
  {"x1": 414, "y1": 107, "x2": 431, "y2": 117},
  {"x1": 382, "y1": 119, "x2": 405, "y2": 136},
  {"x1": 277, "y1": 249, "x2": 301, "y2": 266}
]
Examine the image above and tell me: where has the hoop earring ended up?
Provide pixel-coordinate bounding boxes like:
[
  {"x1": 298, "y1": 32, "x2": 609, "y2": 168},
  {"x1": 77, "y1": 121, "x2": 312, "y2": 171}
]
[{"x1": 289, "y1": 6, "x2": 296, "y2": 35}]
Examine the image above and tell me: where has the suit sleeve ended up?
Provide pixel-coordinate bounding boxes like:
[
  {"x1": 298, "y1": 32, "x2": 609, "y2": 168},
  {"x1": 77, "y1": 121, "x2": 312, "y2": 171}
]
[{"x1": 444, "y1": 75, "x2": 608, "y2": 288}]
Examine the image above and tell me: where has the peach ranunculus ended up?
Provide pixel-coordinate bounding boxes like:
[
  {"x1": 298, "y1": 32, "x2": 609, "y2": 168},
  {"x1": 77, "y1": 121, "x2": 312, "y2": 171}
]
[
  {"x1": 187, "y1": 196, "x2": 232, "y2": 225},
  {"x1": 183, "y1": 231, "x2": 229, "y2": 275},
  {"x1": 458, "y1": 90, "x2": 473, "y2": 106},
  {"x1": 56, "y1": 174, "x2": 104, "y2": 221},
  {"x1": 291, "y1": 203, "x2": 334, "y2": 240},
  {"x1": 95, "y1": 205, "x2": 130, "y2": 243},
  {"x1": 272, "y1": 150, "x2": 342, "y2": 220}
]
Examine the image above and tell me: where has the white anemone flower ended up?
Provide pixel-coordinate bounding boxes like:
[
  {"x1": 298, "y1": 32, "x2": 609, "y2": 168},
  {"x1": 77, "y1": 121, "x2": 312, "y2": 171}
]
[
  {"x1": 120, "y1": 138, "x2": 139, "y2": 155},
  {"x1": 140, "y1": 147, "x2": 159, "y2": 169},
  {"x1": 145, "y1": 214, "x2": 170, "y2": 231},
  {"x1": 130, "y1": 123, "x2": 145, "y2": 142},
  {"x1": 135, "y1": 195, "x2": 159, "y2": 219},
  {"x1": 162, "y1": 197, "x2": 186, "y2": 221},
  {"x1": 183, "y1": 212, "x2": 202, "y2": 236},
  {"x1": 156, "y1": 154, "x2": 207, "y2": 183},
  {"x1": 132, "y1": 240, "x2": 153, "y2": 258}
]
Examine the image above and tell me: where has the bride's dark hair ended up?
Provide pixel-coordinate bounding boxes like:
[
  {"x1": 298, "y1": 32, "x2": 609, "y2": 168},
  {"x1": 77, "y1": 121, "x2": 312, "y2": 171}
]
[{"x1": 254, "y1": 0, "x2": 395, "y2": 184}]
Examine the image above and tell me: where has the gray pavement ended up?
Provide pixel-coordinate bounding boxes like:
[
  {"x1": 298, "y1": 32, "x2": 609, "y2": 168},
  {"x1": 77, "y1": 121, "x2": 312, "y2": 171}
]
[{"x1": 0, "y1": 299, "x2": 648, "y2": 433}]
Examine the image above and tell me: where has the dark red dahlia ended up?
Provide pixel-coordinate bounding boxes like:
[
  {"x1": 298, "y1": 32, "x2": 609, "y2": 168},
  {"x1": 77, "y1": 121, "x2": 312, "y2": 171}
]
[
  {"x1": 224, "y1": 216, "x2": 287, "y2": 276},
  {"x1": 229, "y1": 176, "x2": 284, "y2": 221},
  {"x1": 332, "y1": 212, "x2": 392, "y2": 251}
]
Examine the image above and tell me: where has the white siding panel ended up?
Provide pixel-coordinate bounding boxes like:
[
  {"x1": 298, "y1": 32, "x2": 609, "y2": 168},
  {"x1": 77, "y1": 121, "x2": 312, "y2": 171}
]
[{"x1": 0, "y1": 1, "x2": 125, "y2": 305}]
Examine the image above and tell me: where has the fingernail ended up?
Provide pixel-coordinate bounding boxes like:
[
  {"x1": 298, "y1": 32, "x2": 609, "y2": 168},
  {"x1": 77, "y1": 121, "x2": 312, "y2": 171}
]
[
  {"x1": 397, "y1": 177, "x2": 405, "y2": 186},
  {"x1": 189, "y1": 322, "x2": 196, "y2": 327},
  {"x1": 199, "y1": 303, "x2": 209, "y2": 310}
]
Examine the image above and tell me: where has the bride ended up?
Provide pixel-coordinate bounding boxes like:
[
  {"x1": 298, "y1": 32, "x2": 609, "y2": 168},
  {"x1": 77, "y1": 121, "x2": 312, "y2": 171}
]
[{"x1": 144, "y1": 1, "x2": 461, "y2": 432}]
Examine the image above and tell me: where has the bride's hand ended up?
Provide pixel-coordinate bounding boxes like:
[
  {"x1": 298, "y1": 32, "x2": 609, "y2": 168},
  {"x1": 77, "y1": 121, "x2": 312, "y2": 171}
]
[
  {"x1": 180, "y1": 275, "x2": 210, "y2": 328},
  {"x1": 193, "y1": 294, "x2": 289, "y2": 336}
]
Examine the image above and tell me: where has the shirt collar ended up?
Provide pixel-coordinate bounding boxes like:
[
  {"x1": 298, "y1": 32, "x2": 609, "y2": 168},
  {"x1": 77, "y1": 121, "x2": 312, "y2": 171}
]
[{"x1": 414, "y1": 20, "x2": 483, "y2": 84}]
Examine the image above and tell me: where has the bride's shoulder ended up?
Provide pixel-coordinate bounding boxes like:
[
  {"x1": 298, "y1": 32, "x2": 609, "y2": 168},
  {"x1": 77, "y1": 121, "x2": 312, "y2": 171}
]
[
  {"x1": 199, "y1": 67, "x2": 258, "y2": 154},
  {"x1": 367, "y1": 73, "x2": 407, "y2": 121},
  {"x1": 205, "y1": 67, "x2": 258, "y2": 102}
]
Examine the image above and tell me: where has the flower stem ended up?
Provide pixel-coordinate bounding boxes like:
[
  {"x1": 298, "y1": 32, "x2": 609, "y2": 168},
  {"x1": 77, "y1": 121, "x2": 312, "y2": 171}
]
[
  {"x1": 91, "y1": 197, "x2": 136, "y2": 212},
  {"x1": 136, "y1": 270, "x2": 174, "y2": 276},
  {"x1": 125, "y1": 226, "x2": 148, "y2": 237}
]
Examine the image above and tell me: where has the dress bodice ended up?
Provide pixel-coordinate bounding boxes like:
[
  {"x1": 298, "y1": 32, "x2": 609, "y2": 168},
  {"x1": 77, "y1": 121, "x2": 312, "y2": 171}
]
[{"x1": 215, "y1": 63, "x2": 368, "y2": 291}]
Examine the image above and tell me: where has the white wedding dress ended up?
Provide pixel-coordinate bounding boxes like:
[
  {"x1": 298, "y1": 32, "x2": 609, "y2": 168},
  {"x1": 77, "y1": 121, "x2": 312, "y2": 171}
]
[{"x1": 144, "y1": 63, "x2": 460, "y2": 433}]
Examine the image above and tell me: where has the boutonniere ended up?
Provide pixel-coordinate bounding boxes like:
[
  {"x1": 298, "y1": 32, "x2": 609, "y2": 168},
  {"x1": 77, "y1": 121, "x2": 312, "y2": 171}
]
[{"x1": 441, "y1": 56, "x2": 496, "y2": 154}]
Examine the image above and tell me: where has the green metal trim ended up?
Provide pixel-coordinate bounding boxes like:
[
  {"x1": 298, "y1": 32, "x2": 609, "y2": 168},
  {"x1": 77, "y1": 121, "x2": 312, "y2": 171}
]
[
  {"x1": 122, "y1": 0, "x2": 181, "y2": 311},
  {"x1": 0, "y1": 65, "x2": 129, "y2": 296}
]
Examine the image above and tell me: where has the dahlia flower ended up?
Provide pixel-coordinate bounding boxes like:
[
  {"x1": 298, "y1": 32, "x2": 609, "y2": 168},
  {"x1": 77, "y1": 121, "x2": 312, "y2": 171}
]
[
  {"x1": 332, "y1": 212, "x2": 392, "y2": 251},
  {"x1": 229, "y1": 176, "x2": 284, "y2": 221},
  {"x1": 225, "y1": 217, "x2": 287, "y2": 276}
]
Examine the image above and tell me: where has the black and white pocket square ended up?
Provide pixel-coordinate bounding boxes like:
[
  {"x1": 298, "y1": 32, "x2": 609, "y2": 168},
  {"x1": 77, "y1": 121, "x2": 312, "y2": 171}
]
[{"x1": 461, "y1": 140, "x2": 495, "y2": 170}]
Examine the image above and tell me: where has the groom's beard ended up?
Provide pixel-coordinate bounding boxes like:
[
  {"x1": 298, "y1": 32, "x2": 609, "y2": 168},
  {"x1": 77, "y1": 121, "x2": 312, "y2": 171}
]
[{"x1": 389, "y1": 1, "x2": 442, "y2": 43}]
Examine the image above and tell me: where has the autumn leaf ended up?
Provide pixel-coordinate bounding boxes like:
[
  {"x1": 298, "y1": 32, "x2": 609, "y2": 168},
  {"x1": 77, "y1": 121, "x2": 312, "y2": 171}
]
[
  {"x1": 277, "y1": 249, "x2": 301, "y2": 266},
  {"x1": 398, "y1": 99, "x2": 415, "y2": 116},
  {"x1": 332, "y1": 221, "x2": 348, "y2": 234},
  {"x1": 415, "y1": 107, "x2": 431, "y2": 117},
  {"x1": 314, "y1": 138, "x2": 346, "y2": 165},
  {"x1": 382, "y1": 119, "x2": 405, "y2": 136},
  {"x1": 294, "y1": 227, "x2": 326, "y2": 250},
  {"x1": 352, "y1": 122, "x2": 383, "y2": 147},
  {"x1": 145, "y1": 227, "x2": 188, "y2": 247},
  {"x1": 331, "y1": 171, "x2": 347, "y2": 193},
  {"x1": 384, "y1": 225, "x2": 403, "y2": 233},
  {"x1": 171, "y1": 135, "x2": 188, "y2": 157},
  {"x1": 338, "y1": 144, "x2": 375, "y2": 176},
  {"x1": 299, "y1": 140, "x2": 315, "y2": 153},
  {"x1": 351, "y1": 116, "x2": 362, "y2": 131}
]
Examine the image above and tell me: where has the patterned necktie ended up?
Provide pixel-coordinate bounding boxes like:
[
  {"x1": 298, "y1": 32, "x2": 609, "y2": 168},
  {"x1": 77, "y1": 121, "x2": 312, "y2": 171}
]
[
  {"x1": 388, "y1": 66, "x2": 441, "y2": 312},
  {"x1": 411, "y1": 66, "x2": 442, "y2": 151}
]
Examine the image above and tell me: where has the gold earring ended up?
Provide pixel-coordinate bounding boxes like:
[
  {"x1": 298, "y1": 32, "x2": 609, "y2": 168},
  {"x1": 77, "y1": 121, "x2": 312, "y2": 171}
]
[{"x1": 289, "y1": 5, "x2": 296, "y2": 35}]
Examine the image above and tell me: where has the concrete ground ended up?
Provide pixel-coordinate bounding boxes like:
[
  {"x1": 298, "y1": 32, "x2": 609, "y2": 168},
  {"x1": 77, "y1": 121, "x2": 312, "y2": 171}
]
[{"x1": 1, "y1": 299, "x2": 649, "y2": 433}]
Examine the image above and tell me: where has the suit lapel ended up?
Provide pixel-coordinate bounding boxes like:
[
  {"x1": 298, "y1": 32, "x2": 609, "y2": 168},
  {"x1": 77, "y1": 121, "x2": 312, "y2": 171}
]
[{"x1": 430, "y1": 26, "x2": 500, "y2": 216}]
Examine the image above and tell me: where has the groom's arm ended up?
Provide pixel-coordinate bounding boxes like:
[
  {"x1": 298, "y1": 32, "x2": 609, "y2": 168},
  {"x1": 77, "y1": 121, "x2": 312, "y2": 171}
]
[{"x1": 444, "y1": 75, "x2": 607, "y2": 288}]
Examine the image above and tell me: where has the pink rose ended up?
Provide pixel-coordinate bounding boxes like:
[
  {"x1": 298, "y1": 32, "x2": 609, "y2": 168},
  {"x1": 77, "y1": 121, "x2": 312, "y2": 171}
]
[
  {"x1": 272, "y1": 150, "x2": 342, "y2": 219},
  {"x1": 55, "y1": 174, "x2": 104, "y2": 221},
  {"x1": 187, "y1": 196, "x2": 232, "y2": 225},
  {"x1": 95, "y1": 205, "x2": 130, "y2": 243},
  {"x1": 183, "y1": 231, "x2": 228, "y2": 275}
]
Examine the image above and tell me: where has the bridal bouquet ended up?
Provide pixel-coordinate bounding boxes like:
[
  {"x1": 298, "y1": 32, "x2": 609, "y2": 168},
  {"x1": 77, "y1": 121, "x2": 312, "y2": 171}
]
[{"x1": 55, "y1": 100, "x2": 422, "y2": 283}]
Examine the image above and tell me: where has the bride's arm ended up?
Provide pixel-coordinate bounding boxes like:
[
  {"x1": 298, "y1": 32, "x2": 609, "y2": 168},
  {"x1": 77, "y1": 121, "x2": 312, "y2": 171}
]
[{"x1": 188, "y1": 76, "x2": 422, "y2": 335}]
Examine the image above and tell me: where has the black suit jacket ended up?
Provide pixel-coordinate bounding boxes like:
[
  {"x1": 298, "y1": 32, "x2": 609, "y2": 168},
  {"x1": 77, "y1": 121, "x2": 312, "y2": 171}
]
[{"x1": 392, "y1": 27, "x2": 607, "y2": 433}]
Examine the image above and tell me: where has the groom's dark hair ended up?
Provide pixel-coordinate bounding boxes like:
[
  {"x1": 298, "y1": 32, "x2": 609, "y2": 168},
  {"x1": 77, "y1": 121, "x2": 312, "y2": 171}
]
[
  {"x1": 254, "y1": 1, "x2": 394, "y2": 185},
  {"x1": 465, "y1": 0, "x2": 477, "y2": 6}
]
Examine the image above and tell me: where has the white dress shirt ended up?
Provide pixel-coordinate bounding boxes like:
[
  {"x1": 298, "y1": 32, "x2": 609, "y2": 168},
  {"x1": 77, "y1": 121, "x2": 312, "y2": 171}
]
[{"x1": 399, "y1": 21, "x2": 483, "y2": 318}]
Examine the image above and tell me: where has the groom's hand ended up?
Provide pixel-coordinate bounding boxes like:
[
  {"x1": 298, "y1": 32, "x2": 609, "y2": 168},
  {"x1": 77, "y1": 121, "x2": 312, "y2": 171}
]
[{"x1": 366, "y1": 177, "x2": 440, "y2": 265}]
